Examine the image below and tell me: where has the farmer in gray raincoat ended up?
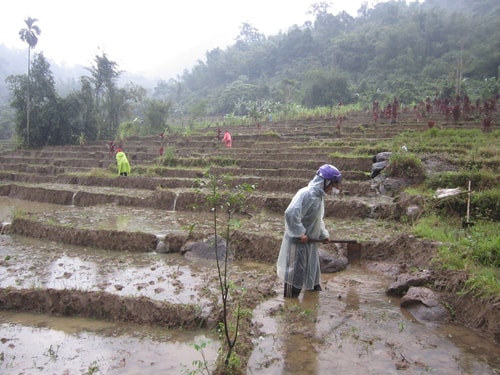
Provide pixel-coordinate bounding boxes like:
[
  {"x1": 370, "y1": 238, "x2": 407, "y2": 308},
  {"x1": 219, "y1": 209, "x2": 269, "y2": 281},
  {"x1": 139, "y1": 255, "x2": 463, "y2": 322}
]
[{"x1": 277, "y1": 164, "x2": 342, "y2": 298}]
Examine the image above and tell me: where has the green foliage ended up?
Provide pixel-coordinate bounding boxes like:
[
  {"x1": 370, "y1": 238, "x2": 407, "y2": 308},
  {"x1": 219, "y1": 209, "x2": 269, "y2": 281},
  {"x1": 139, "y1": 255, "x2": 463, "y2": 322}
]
[
  {"x1": 116, "y1": 120, "x2": 141, "y2": 142},
  {"x1": 430, "y1": 185, "x2": 499, "y2": 221},
  {"x1": 146, "y1": 0, "x2": 500, "y2": 117},
  {"x1": 6, "y1": 53, "x2": 63, "y2": 148},
  {"x1": 413, "y1": 214, "x2": 456, "y2": 243},
  {"x1": 161, "y1": 155, "x2": 236, "y2": 168},
  {"x1": 85, "y1": 168, "x2": 112, "y2": 178},
  {"x1": 4, "y1": 1, "x2": 500, "y2": 145},
  {"x1": 426, "y1": 219, "x2": 500, "y2": 269},
  {"x1": 384, "y1": 152, "x2": 426, "y2": 180},
  {"x1": 0, "y1": 106, "x2": 15, "y2": 140},
  {"x1": 473, "y1": 188, "x2": 500, "y2": 221},
  {"x1": 196, "y1": 173, "x2": 255, "y2": 371},
  {"x1": 394, "y1": 129, "x2": 498, "y2": 155},
  {"x1": 413, "y1": 215, "x2": 500, "y2": 296},
  {"x1": 460, "y1": 268, "x2": 500, "y2": 298},
  {"x1": 85, "y1": 361, "x2": 99, "y2": 375},
  {"x1": 182, "y1": 341, "x2": 213, "y2": 375},
  {"x1": 77, "y1": 132, "x2": 86, "y2": 146},
  {"x1": 19, "y1": 17, "x2": 41, "y2": 49},
  {"x1": 144, "y1": 99, "x2": 171, "y2": 133},
  {"x1": 301, "y1": 70, "x2": 351, "y2": 107},
  {"x1": 160, "y1": 146, "x2": 176, "y2": 165},
  {"x1": 84, "y1": 53, "x2": 131, "y2": 139},
  {"x1": 394, "y1": 127, "x2": 499, "y2": 221},
  {"x1": 6, "y1": 51, "x2": 142, "y2": 147}
]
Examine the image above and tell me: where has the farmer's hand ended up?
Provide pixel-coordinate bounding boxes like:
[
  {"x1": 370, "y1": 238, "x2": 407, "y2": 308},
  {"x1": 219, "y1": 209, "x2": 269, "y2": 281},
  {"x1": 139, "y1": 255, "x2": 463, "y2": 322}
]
[
  {"x1": 322, "y1": 238, "x2": 330, "y2": 244},
  {"x1": 299, "y1": 234, "x2": 308, "y2": 243}
]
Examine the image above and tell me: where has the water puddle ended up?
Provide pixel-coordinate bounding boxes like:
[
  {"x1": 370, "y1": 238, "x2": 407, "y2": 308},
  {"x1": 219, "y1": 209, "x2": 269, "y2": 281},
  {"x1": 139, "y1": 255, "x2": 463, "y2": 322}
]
[
  {"x1": 0, "y1": 197, "x2": 62, "y2": 223},
  {"x1": 0, "y1": 311, "x2": 218, "y2": 374},
  {"x1": 0, "y1": 235, "x2": 215, "y2": 305},
  {"x1": 248, "y1": 266, "x2": 500, "y2": 374}
]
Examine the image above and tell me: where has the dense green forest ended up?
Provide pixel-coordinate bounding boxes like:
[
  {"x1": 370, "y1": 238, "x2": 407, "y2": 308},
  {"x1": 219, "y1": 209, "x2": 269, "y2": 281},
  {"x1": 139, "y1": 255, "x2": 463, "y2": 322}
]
[
  {"x1": 1, "y1": 0, "x2": 499, "y2": 146},
  {"x1": 159, "y1": 0, "x2": 500, "y2": 115}
]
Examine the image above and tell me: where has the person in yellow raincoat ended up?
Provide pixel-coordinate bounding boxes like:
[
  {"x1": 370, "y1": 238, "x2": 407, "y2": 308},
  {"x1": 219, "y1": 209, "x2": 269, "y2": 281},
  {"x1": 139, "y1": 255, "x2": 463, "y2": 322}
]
[{"x1": 115, "y1": 148, "x2": 131, "y2": 176}]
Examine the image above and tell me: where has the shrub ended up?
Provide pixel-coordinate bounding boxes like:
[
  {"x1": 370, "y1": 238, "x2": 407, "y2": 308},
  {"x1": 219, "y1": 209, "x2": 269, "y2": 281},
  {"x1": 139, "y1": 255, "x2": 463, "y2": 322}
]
[
  {"x1": 473, "y1": 188, "x2": 500, "y2": 221},
  {"x1": 384, "y1": 152, "x2": 426, "y2": 181}
]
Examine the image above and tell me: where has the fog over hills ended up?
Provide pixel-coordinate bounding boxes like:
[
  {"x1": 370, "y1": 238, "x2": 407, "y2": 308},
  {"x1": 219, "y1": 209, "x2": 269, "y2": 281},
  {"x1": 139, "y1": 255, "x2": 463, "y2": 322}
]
[{"x1": 0, "y1": 43, "x2": 162, "y2": 101}]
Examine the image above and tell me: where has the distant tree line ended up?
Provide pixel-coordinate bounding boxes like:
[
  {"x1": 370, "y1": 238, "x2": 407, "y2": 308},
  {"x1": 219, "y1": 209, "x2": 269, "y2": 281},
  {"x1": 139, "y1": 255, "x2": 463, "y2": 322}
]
[
  {"x1": 153, "y1": 0, "x2": 499, "y2": 118},
  {"x1": 7, "y1": 46, "x2": 171, "y2": 148},
  {"x1": 6, "y1": 51, "x2": 169, "y2": 148}
]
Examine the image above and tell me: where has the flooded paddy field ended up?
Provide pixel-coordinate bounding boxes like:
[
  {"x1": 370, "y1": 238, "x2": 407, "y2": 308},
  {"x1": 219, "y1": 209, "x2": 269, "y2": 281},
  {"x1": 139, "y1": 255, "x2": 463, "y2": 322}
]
[{"x1": 0, "y1": 311, "x2": 218, "y2": 374}]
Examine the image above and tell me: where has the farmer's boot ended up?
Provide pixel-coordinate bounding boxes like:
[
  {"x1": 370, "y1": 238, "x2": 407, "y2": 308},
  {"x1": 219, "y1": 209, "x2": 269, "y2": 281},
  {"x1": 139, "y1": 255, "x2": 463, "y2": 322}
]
[
  {"x1": 313, "y1": 284, "x2": 322, "y2": 291},
  {"x1": 284, "y1": 283, "x2": 301, "y2": 298}
]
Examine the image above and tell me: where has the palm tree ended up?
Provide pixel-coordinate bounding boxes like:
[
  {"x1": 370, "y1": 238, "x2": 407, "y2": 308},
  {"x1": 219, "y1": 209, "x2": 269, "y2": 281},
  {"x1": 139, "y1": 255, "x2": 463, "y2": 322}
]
[{"x1": 19, "y1": 17, "x2": 41, "y2": 148}]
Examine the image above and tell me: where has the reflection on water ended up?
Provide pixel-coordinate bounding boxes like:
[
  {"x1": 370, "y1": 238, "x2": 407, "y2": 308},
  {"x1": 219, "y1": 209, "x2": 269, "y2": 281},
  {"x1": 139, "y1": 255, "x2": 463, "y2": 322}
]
[
  {"x1": 248, "y1": 265, "x2": 500, "y2": 375},
  {"x1": 0, "y1": 197, "x2": 219, "y2": 236},
  {"x1": 345, "y1": 287, "x2": 360, "y2": 311},
  {"x1": 282, "y1": 292, "x2": 320, "y2": 375},
  {"x1": 0, "y1": 197, "x2": 62, "y2": 222},
  {"x1": 0, "y1": 236, "x2": 214, "y2": 305},
  {"x1": 0, "y1": 312, "x2": 218, "y2": 375}
]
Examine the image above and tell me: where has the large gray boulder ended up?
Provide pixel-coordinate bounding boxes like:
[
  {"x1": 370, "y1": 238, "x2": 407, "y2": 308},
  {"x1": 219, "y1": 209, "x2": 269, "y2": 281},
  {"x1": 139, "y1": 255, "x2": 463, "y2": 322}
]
[
  {"x1": 387, "y1": 269, "x2": 433, "y2": 297},
  {"x1": 319, "y1": 248, "x2": 348, "y2": 273},
  {"x1": 181, "y1": 235, "x2": 230, "y2": 261},
  {"x1": 401, "y1": 286, "x2": 450, "y2": 323}
]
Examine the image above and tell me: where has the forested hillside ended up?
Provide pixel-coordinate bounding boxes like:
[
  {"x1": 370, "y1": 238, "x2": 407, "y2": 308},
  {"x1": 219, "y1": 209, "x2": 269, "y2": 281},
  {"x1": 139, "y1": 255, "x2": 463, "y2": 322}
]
[{"x1": 152, "y1": 0, "x2": 499, "y2": 116}]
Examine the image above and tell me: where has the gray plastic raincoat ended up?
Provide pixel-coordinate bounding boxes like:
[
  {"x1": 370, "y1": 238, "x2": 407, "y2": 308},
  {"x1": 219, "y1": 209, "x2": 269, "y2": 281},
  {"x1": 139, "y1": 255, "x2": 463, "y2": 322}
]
[{"x1": 276, "y1": 174, "x2": 329, "y2": 290}]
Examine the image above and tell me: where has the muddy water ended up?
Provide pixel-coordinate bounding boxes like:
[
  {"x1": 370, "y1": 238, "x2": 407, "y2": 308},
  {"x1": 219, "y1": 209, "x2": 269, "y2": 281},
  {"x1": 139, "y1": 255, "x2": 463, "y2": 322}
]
[
  {"x1": 0, "y1": 197, "x2": 222, "y2": 373},
  {"x1": 0, "y1": 197, "x2": 63, "y2": 223},
  {"x1": 0, "y1": 311, "x2": 218, "y2": 374},
  {"x1": 0, "y1": 233, "x2": 218, "y2": 306},
  {"x1": 1, "y1": 197, "x2": 216, "y2": 235},
  {"x1": 248, "y1": 266, "x2": 500, "y2": 375},
  {"x1": 0, "y1": 233, "x2": 221, "y2": 374}
]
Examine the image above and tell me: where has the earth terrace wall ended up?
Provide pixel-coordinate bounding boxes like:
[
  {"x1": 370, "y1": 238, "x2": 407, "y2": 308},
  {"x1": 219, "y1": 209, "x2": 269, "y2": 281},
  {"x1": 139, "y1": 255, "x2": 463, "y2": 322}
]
[
  {"x1": 0, "y1": 182, "x2": 397, "y2": 218},
  {"x1": 0, "y1": 288, "x2": 210, "y2": 328}
]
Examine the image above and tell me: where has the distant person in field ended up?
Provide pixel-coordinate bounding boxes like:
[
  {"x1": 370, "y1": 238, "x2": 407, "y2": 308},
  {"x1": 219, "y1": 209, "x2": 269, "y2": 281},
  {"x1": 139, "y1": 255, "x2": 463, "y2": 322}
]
[
  {"x1": 115, "y1": 148, "x2": 131, "y2": 176},
  {"x1": 107, "y1": 140, "x2": 116, "y2": 156},
  {"x1": 159, "y1": 132, "x2": 165, "y2": 157},
  {"x1": 223, "y1": 130, "x2": 232, "y2": 148},
  {"x1": 216, "y1": 128, "x2": 223, "y2": 141}
]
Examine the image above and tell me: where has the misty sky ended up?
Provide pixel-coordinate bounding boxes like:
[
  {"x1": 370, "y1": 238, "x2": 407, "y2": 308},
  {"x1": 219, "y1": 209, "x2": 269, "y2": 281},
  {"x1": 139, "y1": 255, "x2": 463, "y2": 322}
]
[{"x1": 1, "y1": 0, "x2": 382, "y2": 79}]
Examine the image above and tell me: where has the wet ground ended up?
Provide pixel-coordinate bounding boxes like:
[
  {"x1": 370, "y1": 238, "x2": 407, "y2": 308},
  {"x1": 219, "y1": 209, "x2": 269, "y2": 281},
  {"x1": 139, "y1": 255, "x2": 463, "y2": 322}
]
[
  {"x1": 2, "y1": 232, "x2": 499, "y2": 374},
  {"x1": 1, "y1": 198, "x2": 499, "y2": 374},
  {"x1": 248, "y1": 266, "x2": 500, "y2": 374},
  {"x1": 0, "y1": 311, "x2": 219, "y2": 374}
]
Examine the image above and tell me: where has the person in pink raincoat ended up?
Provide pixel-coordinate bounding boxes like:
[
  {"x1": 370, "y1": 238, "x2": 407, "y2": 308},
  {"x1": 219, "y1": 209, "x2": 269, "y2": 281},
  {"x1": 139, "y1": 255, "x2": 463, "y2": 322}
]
[{"x1": 223, "y1": 130, "x2": 232, "y2": 148}]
